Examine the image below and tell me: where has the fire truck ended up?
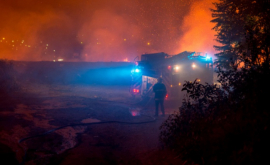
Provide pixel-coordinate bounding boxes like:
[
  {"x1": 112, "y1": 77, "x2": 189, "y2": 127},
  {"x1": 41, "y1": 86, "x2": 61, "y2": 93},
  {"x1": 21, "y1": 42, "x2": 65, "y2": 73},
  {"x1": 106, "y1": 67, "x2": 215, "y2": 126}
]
[{"x1": 130, "y1": 51, "x2": 214, "y2": 99}]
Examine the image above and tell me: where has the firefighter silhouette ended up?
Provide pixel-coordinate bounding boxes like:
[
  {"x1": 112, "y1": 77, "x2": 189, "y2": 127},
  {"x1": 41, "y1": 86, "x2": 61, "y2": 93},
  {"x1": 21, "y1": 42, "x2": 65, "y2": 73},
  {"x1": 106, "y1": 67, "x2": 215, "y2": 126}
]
[{"x1": 153, "y1": 77, "x2": 167, "y2": 116}]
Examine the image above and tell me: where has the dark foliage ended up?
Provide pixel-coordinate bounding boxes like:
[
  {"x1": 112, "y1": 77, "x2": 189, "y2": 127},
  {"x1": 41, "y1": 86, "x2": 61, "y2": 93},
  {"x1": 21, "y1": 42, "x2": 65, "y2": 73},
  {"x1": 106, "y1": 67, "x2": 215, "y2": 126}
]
[
  {"x1": 211, "y1": 0, "x2": 270, "y2": 68},
  {"x1": 160, "y1": 65, "x2": 270, "y2": 164},
  {"x1": 160, "y1": 0, "x2": 270, "y2": 164}
]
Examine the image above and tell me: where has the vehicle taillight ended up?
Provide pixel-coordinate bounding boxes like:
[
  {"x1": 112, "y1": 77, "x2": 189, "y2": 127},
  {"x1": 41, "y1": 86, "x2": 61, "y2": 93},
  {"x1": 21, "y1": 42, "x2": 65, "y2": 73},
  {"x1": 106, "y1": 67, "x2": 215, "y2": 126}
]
[
  {"x1": 166, "y1": 94, "x2": 168, "y2": 98},
  {"x1": 133, "y1": 89, "x2": 139, "y2": 93}
]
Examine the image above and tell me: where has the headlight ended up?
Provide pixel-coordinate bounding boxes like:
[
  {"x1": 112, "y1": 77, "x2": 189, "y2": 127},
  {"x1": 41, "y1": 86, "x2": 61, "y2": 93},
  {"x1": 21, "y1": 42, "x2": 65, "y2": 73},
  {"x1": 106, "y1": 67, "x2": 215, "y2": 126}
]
[
  {"x1": 192, "y1": 63, "x2": 196, "y2": 68},
  {"x1": 173, "y1": 65, "x2": 180, "y2": 71}
]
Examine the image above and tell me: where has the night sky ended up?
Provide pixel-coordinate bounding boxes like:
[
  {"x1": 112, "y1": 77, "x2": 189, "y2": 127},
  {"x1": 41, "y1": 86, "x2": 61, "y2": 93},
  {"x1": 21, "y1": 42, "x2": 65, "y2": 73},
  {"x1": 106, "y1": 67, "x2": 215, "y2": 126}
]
[{"x1": 0, "y1": 0, "x2": 217, "y2": 61}]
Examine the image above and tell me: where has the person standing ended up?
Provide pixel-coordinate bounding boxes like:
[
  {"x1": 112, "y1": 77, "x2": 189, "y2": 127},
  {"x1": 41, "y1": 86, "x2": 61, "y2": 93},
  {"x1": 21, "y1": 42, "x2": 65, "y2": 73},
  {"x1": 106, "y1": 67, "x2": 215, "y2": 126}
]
[{"x1": 153, "y1": 77, "x2": 167, "y2": 116}]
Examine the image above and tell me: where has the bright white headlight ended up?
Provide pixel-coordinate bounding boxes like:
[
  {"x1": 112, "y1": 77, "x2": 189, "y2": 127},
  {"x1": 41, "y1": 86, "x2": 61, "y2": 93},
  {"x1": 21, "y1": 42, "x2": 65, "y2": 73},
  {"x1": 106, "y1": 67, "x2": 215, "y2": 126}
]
[{"x1": 174, "y1": 65, "x2": 180, "y2": 71}]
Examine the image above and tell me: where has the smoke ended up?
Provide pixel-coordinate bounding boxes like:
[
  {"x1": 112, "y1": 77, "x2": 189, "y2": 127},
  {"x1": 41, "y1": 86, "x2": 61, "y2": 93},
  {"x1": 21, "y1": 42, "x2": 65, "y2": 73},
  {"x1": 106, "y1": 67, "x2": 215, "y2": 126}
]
[
  {"x1": 176, "y1": 0, "x2": 219, "y2": 58},
  {"x1": 0, "y1": 1, "x2": 76, "y2": 61},
  {"x1": 76, "y1": 0, "x2": 193, "y2": 62},
  {"x1": 0, "y1": 0, "x2": 218, "y2": 61},
  {"x1": 78, "y1": 8, "x2": 143, "y2": 62}
]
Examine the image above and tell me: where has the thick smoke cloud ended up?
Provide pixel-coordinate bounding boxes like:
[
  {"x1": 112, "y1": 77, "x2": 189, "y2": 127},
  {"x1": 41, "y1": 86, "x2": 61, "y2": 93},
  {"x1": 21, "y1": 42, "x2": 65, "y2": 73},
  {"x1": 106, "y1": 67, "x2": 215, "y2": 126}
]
[
  {"x1": 176, "y1": 0, "x2": 219, "y2": 57},
  {"x1": 77, "y1": 8, "x2": 143, "y2": 61},
  {"x1": 0, "y1": 0, "x2": 217, "y2": 61}
]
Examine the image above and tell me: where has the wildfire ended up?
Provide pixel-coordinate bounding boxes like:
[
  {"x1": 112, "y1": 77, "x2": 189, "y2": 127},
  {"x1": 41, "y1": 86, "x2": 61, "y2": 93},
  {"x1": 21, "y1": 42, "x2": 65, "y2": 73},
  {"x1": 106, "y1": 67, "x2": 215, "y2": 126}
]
[{"x1": 0, "y1": 0, "x2": 219, "y2": 61}]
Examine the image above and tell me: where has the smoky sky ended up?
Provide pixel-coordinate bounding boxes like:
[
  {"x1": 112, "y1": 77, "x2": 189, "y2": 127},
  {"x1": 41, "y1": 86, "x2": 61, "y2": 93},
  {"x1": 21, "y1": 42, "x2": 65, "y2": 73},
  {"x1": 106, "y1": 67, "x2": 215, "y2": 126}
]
[{"x1": 0, "y1": 0, "x2": 218, "y2": 61}]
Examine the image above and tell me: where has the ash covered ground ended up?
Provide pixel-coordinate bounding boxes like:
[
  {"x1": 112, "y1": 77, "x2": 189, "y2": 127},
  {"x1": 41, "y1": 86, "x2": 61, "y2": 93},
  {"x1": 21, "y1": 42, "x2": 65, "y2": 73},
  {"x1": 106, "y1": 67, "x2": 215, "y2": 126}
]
[{"x1": 0, "y1": 62, "x2": 182, "y2": 165}]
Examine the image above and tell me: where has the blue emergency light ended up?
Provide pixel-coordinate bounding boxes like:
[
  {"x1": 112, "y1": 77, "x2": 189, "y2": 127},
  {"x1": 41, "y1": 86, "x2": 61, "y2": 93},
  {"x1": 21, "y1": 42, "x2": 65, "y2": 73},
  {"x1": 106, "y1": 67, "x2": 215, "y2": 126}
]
[
  {"x1": 205, "y1": 56, "x2": 211, "y2": 60},
  {"x1": 131, "y1": 68, "x2": 141, "y2": 73}
]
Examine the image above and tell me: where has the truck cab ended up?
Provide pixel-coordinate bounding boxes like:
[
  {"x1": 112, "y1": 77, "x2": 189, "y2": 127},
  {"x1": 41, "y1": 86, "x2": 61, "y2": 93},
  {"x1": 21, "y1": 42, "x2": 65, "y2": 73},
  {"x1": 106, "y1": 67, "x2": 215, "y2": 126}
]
[{"x1": 130, "y1": 51, "x2": 213, "y2": 99}]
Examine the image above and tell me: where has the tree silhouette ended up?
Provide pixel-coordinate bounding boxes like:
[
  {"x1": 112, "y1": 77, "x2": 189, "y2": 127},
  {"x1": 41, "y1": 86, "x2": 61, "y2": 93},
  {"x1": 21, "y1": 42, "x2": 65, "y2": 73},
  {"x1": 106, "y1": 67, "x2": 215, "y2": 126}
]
[
  {"x1": 160, "y1": 1, "x2": 270, "y2": 164},
  {"x1": 211, "y1": 0, "x2": 270, "y2": 68}
]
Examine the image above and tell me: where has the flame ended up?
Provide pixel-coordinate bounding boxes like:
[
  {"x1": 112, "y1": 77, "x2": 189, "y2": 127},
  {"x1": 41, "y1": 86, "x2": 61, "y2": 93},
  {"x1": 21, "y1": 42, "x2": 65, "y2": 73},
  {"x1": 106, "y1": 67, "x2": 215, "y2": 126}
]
[
  {"x1": 176, "y1": 0, "x2": 219, "y2": 58},
  {"x1": 0, "y1": 0, "x2": 219, "y2": 61}
]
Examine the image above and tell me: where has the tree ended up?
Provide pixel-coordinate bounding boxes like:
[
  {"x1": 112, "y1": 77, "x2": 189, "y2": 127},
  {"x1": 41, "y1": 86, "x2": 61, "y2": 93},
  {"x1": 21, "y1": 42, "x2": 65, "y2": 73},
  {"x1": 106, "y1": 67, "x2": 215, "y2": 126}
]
[
  {"x1": 211, "y1": 0, "x2": 270, "y2": 68},
  {"x1": 160, "y1": 0, "x2": 270, "y2": 164}
]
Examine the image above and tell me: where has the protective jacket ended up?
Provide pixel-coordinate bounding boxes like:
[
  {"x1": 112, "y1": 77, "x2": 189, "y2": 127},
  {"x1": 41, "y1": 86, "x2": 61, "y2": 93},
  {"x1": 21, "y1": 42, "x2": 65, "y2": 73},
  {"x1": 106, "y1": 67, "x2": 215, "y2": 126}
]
[{"x1": 153, "y1": 82, "x2": 167, "y2": 99}]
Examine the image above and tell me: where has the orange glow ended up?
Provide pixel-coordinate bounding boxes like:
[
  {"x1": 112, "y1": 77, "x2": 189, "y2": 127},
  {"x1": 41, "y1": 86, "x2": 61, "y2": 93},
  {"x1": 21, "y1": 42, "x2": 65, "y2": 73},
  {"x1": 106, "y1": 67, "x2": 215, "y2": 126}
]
[
  {"x1": 123, "y1": 58, "x2": 129, "y2": 62},
  {"x1": 0, "y1": 0, "x2": 219, "y2": 61},
  {"x1": 175, "y1": 0, "x2": 219, "y2": 59}
]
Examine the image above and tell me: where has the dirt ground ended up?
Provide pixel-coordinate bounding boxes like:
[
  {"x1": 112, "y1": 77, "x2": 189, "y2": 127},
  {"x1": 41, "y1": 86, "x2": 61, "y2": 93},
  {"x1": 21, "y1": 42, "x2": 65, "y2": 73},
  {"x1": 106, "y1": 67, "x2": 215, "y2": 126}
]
[{"x1": 0, "y1": 83, "x2": 183, "y2": 165}]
